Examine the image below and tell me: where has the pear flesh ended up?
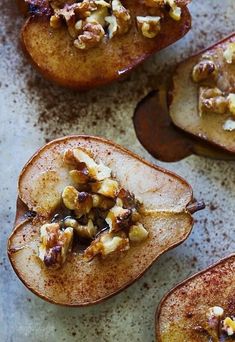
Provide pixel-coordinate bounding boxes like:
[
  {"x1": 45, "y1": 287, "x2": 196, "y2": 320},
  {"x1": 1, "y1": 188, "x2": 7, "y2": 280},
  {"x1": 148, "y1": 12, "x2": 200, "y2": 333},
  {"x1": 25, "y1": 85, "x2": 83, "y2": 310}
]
[
  {"x1": 8, "y1": 136, "x2": 194, "y2": 306},
  {"x1": 157, "y1": 254, "x2": 235, "y2": 341}
]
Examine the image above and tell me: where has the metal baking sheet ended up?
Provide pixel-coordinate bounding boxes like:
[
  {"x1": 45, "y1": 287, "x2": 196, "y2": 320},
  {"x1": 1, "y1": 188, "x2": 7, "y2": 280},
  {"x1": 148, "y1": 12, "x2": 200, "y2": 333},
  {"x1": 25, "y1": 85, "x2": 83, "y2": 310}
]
[{"x1": 1, "y1": 1, "x2": 235, "y2": 341}]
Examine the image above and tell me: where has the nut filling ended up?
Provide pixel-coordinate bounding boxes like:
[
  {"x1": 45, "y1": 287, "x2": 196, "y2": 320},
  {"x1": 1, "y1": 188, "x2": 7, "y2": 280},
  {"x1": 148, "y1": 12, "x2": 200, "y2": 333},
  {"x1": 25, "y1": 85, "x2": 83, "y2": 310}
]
[
  {"x1": 38, "y1": 147, "x2": 148, "y2": 268},
  {"x1": 192, "y1": 42, "x2": 235, "y2": 131},
  {"x1": 195, "y1": 306, "x2": 235, "y2": 339},
  {"x1": 48, "y1": 0, "x2": 183, "y2": 49}
]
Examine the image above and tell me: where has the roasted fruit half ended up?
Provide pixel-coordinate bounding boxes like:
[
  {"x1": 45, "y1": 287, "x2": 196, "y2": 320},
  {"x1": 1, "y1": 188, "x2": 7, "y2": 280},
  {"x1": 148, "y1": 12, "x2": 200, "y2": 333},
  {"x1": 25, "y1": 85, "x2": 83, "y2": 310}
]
[
  {"x1": 20, "y1": 0, "x2": 191, "y2": 89},
  {"x1": 169, "y1": 33, "x2": 235, "y2": 154},
  {"x1": 8, "y1": 135, "x2": 200, "y2": 306},
  {"x1": 156, "y1": 254, "x2": 235, "y2": 341},
  {"x1": 133, "y1": 87, "x2": 235, "y2": 162},
  {"x1": 133, "y1": 88, "x2": 235, "y2": 162}
]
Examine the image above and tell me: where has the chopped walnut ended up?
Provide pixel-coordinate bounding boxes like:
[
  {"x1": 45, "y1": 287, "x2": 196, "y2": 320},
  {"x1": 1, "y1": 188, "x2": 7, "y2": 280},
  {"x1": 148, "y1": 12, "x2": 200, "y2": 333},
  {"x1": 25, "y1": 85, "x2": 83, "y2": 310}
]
[
  {"x1": 72, "y1": 148, "x2": 111, "y2": 180},
  {"x1": 105, "y1": 15, "x2": 118, "y2": 38},
  {"x1": 63, "y1": 217, "x2": 79, "y2": 229},
  {"x1": 136, "y1": 16, "x2": 161, "y2": 38},
  {"x1": 143, "y1": 0, "x2": 181, "y2": 21},
  {"x1": 227, "y1": 93, "x2": 235, "y2": 116},
  {"x1": 205, "y1": 307, "x2": 235, "y2": 338},
  {"x1": 62, "y1": 185, "x2": 79, "y2": 210},
  {"x1": 48, "y1": 0, "x2": 184, "y2": 50},
  {"x1": 201, "y1": 97, "x2": 227, "y2": 114},
  {"x1": 51, "y1": 0, "x2": 112, "y2": 49},
  {"x1": 50, "y1": 14, "x2": 62, "y2": 28},
  {"x1": 223, "y1": 43, "x2": 235, "y2": 64},
  {"x1": 117, "y1": 188, "x2": 137, "y2": 209},
  {"x1": 105, "y1": 0, "x2": 131, "y2": 38},
  {"x1": 86, "y1": 2, "x2": 110, "y2": 26},
  {"x1": 62, "y1": 186, "x2": 93, "y2": 216},
  {"x1": 91, "y1": 179, "x2": 119, "y2": 198},
  {"x1": 222, "y1": 317, "x2": 235, "y2": 336},
  {"x1": 112, "y1": 0, "x2": 131, "y2": 33},
  {"x1": 199, "y1": 87, "x2": 228, "y2": 115},
  {"x1": 69, "y1": 168, "x2": 90, "y2": 185},
  {"x1": 53, "y1": 3, "x2": 87, "y2": 38},
  {"x1": 74, "y1": 219, "x2": 97, "y2": 239},
  {"x1": 192, "y1": 58, "x2": 218, "y2": 83},
  {"x1": 49, "y1": 0, "x2": 77, "y2": 11},
  {"x1": 92, "y1": 194, "x2": 115, "y2": 210},
  {"x1": 165, "y1": 0, "x2": 181, "y2": 21},
  {"x1": 105, "y1": 204, "x2": 132, "y2": 232},
  {"x1": 54, "y1": 2, "x2": 93, "y2": 22},
  {"x1": 38, "y1": 223, "x2": 73, "y2": 268},
  {"x1": 74, "y1": 22, "x2": 105, "y2": 49},
  {"x1": 84, "y1": 231, "x2": 130, "y2": 261},
  {"x1": 63, "y1": 149, "x2": 78, "y2": 165},
  {"x1": 206, "y1": 306, "x2": 225, "y2": 333},
  {"x1": 74, "y1": 191, "x2": 93, "y2": 217}
]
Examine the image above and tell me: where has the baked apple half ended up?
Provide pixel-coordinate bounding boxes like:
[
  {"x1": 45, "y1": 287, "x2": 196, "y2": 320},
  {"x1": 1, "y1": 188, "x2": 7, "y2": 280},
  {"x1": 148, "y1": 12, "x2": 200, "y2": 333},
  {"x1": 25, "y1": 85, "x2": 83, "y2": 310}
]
[
  {"x1": 157, "y1": 254, "x2": 235, "y2": 341},
  {"x1": 169, "y1": 33, "x2": 235, "y2": 154},
  {"x1": 8, "y1": 135, "x2": 201, "y2": 306},
  {"x1": 20, "y1": 0, "x2": 191, "y2": 89}
]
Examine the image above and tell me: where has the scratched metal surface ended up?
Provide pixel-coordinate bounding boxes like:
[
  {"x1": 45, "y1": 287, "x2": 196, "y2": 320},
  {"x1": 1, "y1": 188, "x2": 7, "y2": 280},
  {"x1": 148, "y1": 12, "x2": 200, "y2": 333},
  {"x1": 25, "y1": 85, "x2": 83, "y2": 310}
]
[{"x1": 0, "y1": 1, "x2": 235, "y2": 341}]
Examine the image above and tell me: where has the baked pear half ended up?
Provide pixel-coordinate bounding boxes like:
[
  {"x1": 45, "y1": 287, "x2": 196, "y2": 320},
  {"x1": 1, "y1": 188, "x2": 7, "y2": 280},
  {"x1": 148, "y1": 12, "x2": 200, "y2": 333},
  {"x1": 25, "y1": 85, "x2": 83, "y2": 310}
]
[
  {"x1": 21, "y1": 0, "x2": 191, "y2": 89},
  {"x1": 8, "y1": 135, "x2": 200, "y2": 306},
  {"x1": 169, "y1": 33, "x2": 235, "y2": 154},
  {"x1": 133, "y1": 88, "x2": 235, "y2": 162},
  {"x1": 157, "y1": 254, "x2": 235, "y2": 341}
]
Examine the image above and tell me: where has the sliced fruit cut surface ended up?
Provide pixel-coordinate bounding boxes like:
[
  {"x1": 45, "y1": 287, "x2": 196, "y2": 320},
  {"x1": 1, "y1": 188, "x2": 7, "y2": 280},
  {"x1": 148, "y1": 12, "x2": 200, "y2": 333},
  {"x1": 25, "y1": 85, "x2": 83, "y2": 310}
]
[
  {"x1": 21, "y1": 0, "x2": 191, "y2": 89},
  {"x1": 157, "y1": 255, "x2": 235, "y2": 341},
  {"x1": 169, "y1": 34, "x2": 235, "y2": 153},
  {"x1": 133, "y1": 88, "x2": 235, "y2": 162},
  {"x1": 8, "y1": 135, "x2": 195, "y2": 306}
]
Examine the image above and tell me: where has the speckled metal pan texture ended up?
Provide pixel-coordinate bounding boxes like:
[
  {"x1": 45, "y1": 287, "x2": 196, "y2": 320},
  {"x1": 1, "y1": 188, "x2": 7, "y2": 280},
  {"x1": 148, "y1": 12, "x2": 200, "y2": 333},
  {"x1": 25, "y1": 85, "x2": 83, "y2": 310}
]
[{"x1": 0, "y1": 1, "x2": 235, "y2": 341}]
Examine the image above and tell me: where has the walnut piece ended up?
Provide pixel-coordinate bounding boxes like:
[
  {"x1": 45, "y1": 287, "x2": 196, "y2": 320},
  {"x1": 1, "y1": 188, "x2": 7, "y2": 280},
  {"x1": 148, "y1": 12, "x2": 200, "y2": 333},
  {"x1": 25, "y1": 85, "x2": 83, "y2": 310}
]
[
  {"x1": 84, "y1": 231, "x2": 130, "y2": 261},
  {"x1": 91, "y1": 179, "x2": 119, "y2": 198},
  {"x1": 69, "y1": 168, "x2": 90, "y2": 185},
  {"x1": 50, "y1": 14, "x2": 62, "y2": 28},
  {"x1": 192, "y1": 59, "x2": 218, "y2": 83},
  {"x1": 105, "y1": 204, "x2": 132, "y2": 232},
  {"x1": 227, "y1": 93, "x2": 235, "y2": 116},
  {"x1": 223, "y1": 42, "x2": 235, "y2": 64},
  {"x1": 143, "y1": 0, "x2": 181, "y2": 21},
  {"x1": 39, "y1": 223, "x2": 73, "y2": 268},
  {"x1": 222, "y1": 317, "x2": 235, "y2": 336},
  {"x1": 105, "y1": 0, "x2": 131, "y2": 38},
  {"x1": 136, "y1": 16, "x2": 161, "y2": 38},
  {"x1": 62, "y1": 186, "x2": 93, "y2": 216},
  {"x1": 72, "y1": 148, "x2": 111, "y2": 180},
  {"x1": 165, "y1": 0, "x2": 181, "y2": 21},
  {"x1": 74, "y1": 22, "x2": 105, "y2": 49},
  {"x1": 87, "y1": 2, "x2": 110, "y2": 26},
  {"x1": 199, "y1": 87, "x2": 228, "y2": 115},
  {"x1": 74, "y1": 219, "x2": 97, "y2": 238}
]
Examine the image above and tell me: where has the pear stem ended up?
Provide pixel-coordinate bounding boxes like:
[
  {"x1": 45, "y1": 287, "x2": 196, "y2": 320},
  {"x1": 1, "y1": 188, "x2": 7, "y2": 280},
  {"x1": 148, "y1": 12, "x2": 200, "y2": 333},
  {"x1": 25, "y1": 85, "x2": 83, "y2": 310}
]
[{"x1": 187, "y1": 201, "x2": 205, "y2": 214}]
